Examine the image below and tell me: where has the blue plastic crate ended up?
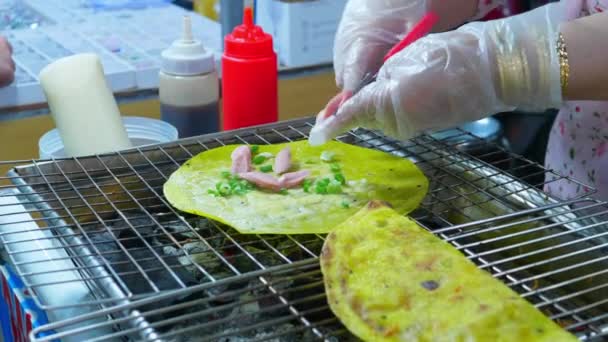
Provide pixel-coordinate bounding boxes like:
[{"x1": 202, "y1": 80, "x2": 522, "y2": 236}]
[{"x1": 0, "y1": 262, "x2": 55, "y2": 342}]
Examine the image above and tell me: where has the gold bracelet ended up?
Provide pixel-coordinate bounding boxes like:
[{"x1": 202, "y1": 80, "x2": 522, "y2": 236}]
[
  {"x1": 556, "y1": 32, "x2": 569, "y2": 95},
  {"x1": 492, "y1": 26, "x2": 531, "y2": 107}
]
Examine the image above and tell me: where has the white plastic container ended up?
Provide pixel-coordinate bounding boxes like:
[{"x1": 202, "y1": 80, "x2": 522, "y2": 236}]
[
  {"x1": 39, "y1": 117, "x2": 178, "y2": 159},
  {"x1": 159, "y1": 15, "x2": 220, "y2": 138}
]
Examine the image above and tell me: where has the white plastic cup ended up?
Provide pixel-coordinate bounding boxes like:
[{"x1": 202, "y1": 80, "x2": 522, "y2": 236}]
[{"x1": 39, "y1": 116, "x2": 178, "y2": 159}]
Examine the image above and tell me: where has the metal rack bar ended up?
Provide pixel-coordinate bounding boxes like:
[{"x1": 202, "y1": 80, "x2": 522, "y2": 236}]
[{"x1": 0, "y1": 117, "x2": 603, "y2": 341}]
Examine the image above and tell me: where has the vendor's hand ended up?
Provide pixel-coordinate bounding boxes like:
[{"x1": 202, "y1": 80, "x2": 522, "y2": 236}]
[
  {"x1": 0, "y1": 36, "x2": 15, "y2": 88},
  {"x1": 334, "y1": 0, "x2": 427, "y2": 93},
  {"x1": 310, "y1": 3, "x2": 566, "y2": 144},
  {"x1": 319, "y1": 30, "x2": 512, "y2": 141}
]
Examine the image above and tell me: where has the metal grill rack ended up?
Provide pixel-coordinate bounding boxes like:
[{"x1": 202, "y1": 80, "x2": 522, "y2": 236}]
[{"x1": 0, "y1": 118, "x2": 606, "y2": 341}]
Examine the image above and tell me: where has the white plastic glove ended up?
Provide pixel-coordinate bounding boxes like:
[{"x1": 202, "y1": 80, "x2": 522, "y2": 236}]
[
  {"x1": 310, "y1": 2, "x2": 567, "y2": 145},
  {"x1": 334, "y1": 0, "x2": 428, "y2": 93}
]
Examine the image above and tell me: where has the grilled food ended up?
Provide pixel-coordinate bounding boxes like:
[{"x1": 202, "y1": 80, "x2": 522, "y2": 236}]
[
  {"x1": 320, "y1": 201, "x2": 578, "y2": 341},
  {"x1": 163, "y1": 141, "x2": 428, "y2": 234}
]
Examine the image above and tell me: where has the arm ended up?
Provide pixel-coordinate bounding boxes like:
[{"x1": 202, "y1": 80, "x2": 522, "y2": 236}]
[
  {"x1": 561, "y1": 12, "x2": 608, "y2": 101},
  {"x1": 0, "y1": 36, "x2": 15, "y2": 88},
  {"x1": 310, "y1": 2, "x2": 569, "y2": 145}
]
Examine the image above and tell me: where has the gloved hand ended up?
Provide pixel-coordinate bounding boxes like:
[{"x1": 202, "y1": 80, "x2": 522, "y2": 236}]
[
  {"x1": 334, "y1": 0, "x2": 428, "y2": 93},
  {"x1": 0, "y1": 36, "x2": 15, "y2": 88},
  {"x1": 310, "y1": 2, "x2": 567, "y2": 145}
]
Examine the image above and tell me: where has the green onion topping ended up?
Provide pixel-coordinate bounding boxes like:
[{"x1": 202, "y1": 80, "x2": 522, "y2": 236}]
[
  {"x1": 303, "y1": 179, "x2": 313, "y2": 193},
  {"x1": 334, "y1": 173, "x2": 346, "y2": 185},
  {"x1": 320, "y1": 151, "x2": 335, "y2": 162},
  {"x1": 327, "y1": 179, "x2": 342, "y2": 194},
  {"x1": 208, "y1": 173, "x2": 255, "y2": 197},
  {"x1": 260, "y1": 165, "x2": 273, "y2": 173},
  {"x1": 252, "y1": 155, "x2": 267, "y2": 165}
]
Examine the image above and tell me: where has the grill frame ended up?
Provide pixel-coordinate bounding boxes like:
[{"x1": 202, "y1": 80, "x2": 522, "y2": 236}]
[{"x1": 0, "y1": 117, "x2": 605, "y2": 341}]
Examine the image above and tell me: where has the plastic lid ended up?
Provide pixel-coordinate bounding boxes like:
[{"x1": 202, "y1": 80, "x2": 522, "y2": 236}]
[
  {"x1": 39, "y1": 116, "x2": 178, "y2": 159},
  {"x1": 224, "y1": 7, "x2": 273, "y2": 58},
  {"x1": 161, "y1": 15, "x2": 215, "y2": 76}
]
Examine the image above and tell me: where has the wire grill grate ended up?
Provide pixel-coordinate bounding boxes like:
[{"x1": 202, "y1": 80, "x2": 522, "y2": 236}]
[{"x1": 0, "y1": 118, "x2": 605, "y2": 340}]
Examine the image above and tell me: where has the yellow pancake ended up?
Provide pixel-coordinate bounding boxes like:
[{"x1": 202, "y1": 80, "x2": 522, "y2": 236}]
[
  {"x1": 320, "y1": 201, "x2": 578, "y2": 342},
  {"x1": 163, "y1": 141, "x2": 428, "y2": 234}
]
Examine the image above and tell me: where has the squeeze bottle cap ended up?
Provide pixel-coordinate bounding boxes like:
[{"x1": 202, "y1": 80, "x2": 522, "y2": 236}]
[
  {"x1": 224, "y1": 7, "x2": 274, "y2": 58},
  {"x1": 161, "y1": 15, "x2": 215, "y2": 76}
]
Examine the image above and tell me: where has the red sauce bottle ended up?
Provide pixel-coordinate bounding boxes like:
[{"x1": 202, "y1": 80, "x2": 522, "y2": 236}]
[{"x1": 222, "y1": 7, "x2": 278, "y2": 131}]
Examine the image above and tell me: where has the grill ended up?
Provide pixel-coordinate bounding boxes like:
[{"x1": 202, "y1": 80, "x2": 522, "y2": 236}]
[{"x1": 0, "y1": 117, "x2": 607, "y2": 341}]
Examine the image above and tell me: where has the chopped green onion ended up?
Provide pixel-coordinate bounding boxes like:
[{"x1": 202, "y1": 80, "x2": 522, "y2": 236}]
[
  {"x1": 314, "y1": 186, "x2": 327, "y2": 194},
  {"x1": 319, "y1": 178, "x2": 331, "y2": 186},
  {"x1": 303, "y1": 179, "x2": 313, "y2": 193},
  {"x1": 318, "y1": 178, "x2": 331, "y2": 194},
  {"x1": 341, "y1": 201, "x2": 350, "y2": 208},
  {"x1": 334, "y1": 173, "x2": 346, "y2": 185},
  {"x1": 251, "y1": 145, "x2": 260, "y2": 154},
  {"x1": 209, "y1": 172, "x2": 255, "y2": 197},
  {"x1": 320, "y1": 151, "x2": 335, "y2": 162},
  {"x1": 314, "y1": 177, "x2": 339, "y2": 194},
  {"x1": 327, "y1": 180, "x2": 342, "y2": 194},
  {"x1": 315, "y1": 181, "x2": 328, "y2": 194},
  {"x1": 218, "y1": 183, "x2": 231, "y2": 196},
  {"x1": 252, "y1": 155, "x2": 267, "y2": 165},
  {"x1": 330, "y1": 163, "x2": 341, "y2": 173},
  {"x1": 260, "y1": 165, "x2": 273, "y2": 173}
]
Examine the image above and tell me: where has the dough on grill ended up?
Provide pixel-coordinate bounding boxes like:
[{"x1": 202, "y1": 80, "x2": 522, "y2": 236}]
[
  {"x1": 321, "y1": 201, "x2": 578, "y2": 341},
  {"x1": 163, "y1": 141, "x2": 428, "y2": 234}
]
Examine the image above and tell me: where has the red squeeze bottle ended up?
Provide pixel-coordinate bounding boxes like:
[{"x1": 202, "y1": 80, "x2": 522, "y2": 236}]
[{"x1": 222, "y1": 7, "x2": 278, "y2": 131}]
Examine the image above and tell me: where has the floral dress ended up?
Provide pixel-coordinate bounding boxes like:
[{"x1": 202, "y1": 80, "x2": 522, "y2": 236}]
[
  {"x1": 477, "y1": 0, "x2": 608, "y2": 201},
  {"x1": 545, "y1": 0, "x2": 608, "y2": 201}
]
